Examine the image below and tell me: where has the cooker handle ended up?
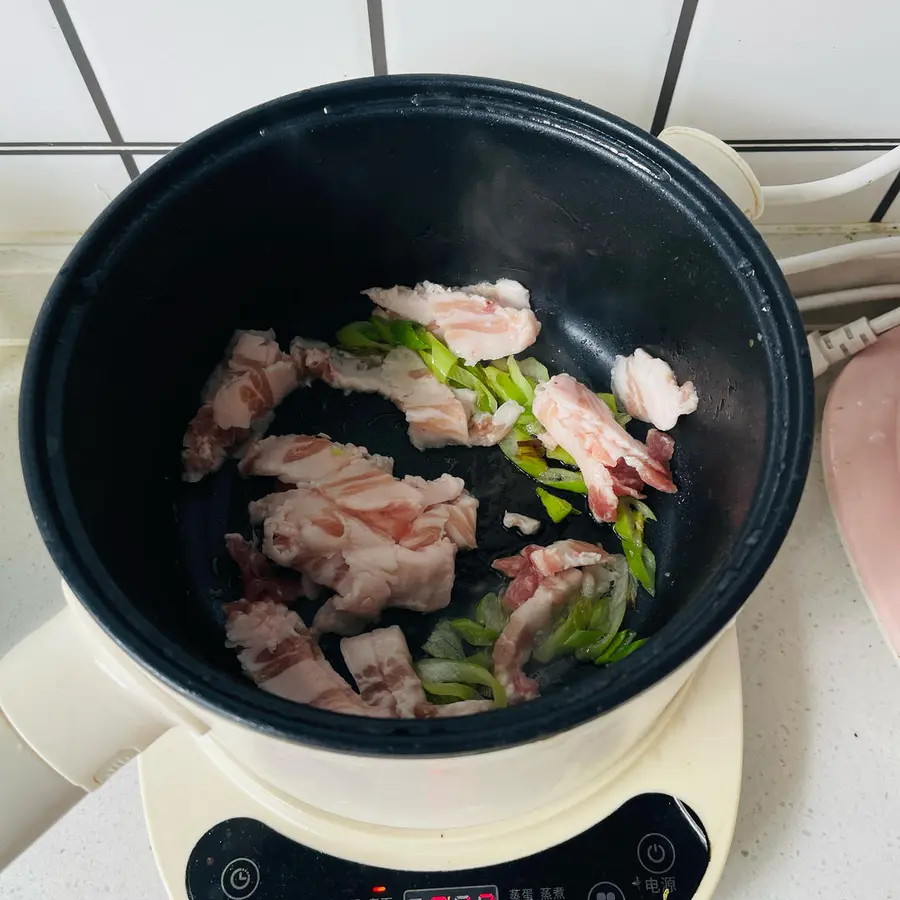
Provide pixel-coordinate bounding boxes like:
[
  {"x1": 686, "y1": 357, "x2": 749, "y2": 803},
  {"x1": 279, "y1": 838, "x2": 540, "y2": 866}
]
[{"x1": 0, "y1": 596, "x2": 192, "y2": 869}]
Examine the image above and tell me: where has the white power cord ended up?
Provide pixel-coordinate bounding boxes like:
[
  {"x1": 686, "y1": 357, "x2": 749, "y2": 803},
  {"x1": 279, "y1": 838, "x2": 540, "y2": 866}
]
[
  {"x1": 807, "y1": 307, "x2": 900, "y2": 376},
  {"x1": 763, "y1": 143, "x2": 900, "y2": 206},
  {"x1": 796, "y1": 283, "x2": 900, "y2": 312},
  {"x1": 871, "y1": 305, "x2": 900, "y2": 334},
  {"x1": 779, "y1": 235, "x2": 900, "y2": 275}
]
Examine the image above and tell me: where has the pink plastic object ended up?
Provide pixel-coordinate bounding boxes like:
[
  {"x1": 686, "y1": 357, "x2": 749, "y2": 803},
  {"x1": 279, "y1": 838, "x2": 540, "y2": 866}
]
[{"x1": 822, "y1": 327, "x2": 900, "y2": 660}]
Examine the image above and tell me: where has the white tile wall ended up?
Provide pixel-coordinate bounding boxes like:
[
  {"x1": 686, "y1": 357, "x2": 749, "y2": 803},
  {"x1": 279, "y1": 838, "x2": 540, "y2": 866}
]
[
  {"x1": 61, "y1": 0, "x2": 374, "y2": 141},
  {"x1": 883, "y1": 194, "x2": 900, "y2": 223},
  {"x1": 0, "y1": 156, "x2": 130, "y2": 235},
  {"x1": 135, "y1": 155, "x2": 168, "y2": 176},
  {"x1": 381, "y1": 0, "x2": 683, "y2": 131},
  {"x1": 744, "y1": 151, "x2": 892, "y2": 225},
  {"x1": 0, "y1": 0, "x2": 108, "y2": 141},
  {"x1": 667, "y1": 0, "x2": 900, "y2": 140},
  {"x1": 2, "y1": 0, "x2": 900, "y2": 235}
]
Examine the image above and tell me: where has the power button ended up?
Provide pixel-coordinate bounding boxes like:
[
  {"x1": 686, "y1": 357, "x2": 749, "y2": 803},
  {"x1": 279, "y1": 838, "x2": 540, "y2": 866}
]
[
  {"x1": 637, "y1": 833, "x2": 675, "y2": 874},
  {"x1": 220, "y1": 857, "x2": 261, "y2": 899}
]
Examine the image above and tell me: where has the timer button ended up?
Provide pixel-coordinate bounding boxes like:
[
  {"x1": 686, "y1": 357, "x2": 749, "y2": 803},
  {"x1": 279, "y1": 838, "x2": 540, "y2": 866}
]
[
  {"x1": 637, "y1": 832, "x2": 675, "y2": 874},
  {"x1": 220, "y1": 857, "x2": 261, "y2": 899},
  {"x1": 587, "y1": 882, "x2": 625, "y2": 900}
]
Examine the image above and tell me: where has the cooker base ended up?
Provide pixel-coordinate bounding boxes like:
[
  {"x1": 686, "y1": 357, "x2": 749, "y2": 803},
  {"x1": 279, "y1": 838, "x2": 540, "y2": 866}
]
[{"x1": 139, "y1": 626, "x2": 742, "y2": 900}]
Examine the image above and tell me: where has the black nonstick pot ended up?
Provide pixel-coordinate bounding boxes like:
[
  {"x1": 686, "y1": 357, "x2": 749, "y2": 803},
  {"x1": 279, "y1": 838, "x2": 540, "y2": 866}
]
[{"x1": 19, "y1": 75, "x2": 813, "y2": 756}]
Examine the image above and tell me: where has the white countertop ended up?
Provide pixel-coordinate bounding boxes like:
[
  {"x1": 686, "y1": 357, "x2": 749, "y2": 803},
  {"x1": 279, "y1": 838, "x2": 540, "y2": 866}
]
[{"x1": 1, "y1": 241, "x2": 898, "y2": 898}]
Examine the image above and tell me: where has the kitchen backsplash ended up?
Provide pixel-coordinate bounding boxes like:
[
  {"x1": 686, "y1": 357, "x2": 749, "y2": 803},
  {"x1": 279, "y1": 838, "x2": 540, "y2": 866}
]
[{"x1": 3, "y1": 0, "x2": 899, "y2": 235}]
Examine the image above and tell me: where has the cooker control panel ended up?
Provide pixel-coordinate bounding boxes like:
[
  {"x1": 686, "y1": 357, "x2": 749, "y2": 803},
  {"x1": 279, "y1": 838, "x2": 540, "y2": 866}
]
[{"x1": 186, "y1": 793, "x2": 710, "y2": 900}]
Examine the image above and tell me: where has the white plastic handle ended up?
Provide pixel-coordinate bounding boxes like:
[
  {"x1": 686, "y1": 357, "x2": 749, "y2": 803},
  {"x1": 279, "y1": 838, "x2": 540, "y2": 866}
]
[
  {"x1": 658, "y1": 126, "x2": 764, "y2": 221},
  {"x1": 0, "y1": 597, "x2": 195, "y2": 868},
  {"x1": 0, "y1": 708, "x2": 84, "y2": 867}
]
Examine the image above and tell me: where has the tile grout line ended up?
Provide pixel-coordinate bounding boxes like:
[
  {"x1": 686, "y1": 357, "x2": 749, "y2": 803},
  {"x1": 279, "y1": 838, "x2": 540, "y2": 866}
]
[
  {"x1": 733, "y1": 141, "x2": 900, "y2": 153},
  {"x1": 2, "y1": 139, "x2": 899, "y2": 154},
  {"x1": 649, "y1": 0, "x2": 700, "y2": 136},
  {"x1": 869, "y1": 170, "x2": 900, "y2": 222},
  {"x1": 0, "y1": 146, "x2": 178, "y2": 155},
  {"x1": 46, "y1": 0, "x2": 139, "y2": 180},
  {"x1": 366, "y1": 0, "x2": 388, "y2": 76}
]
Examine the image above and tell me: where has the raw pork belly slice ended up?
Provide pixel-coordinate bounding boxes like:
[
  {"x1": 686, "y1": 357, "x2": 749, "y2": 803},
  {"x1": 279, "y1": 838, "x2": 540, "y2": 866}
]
[
  {"x1": 241, "y1": 434, "x2": 478, "y2": 632},
  {"x1": 340, "y1": 625, "x2": 428, "y2": 717},
  {"x1": 528, "y1": 539, "x2": 611, "y2": 577},
  {"x1": 290, "y1": 341, "x2": 520, "y2": 449},
  {"x1": 491, "y1": 539, "x2": 614, "y2": 702},
  {"x1": 182, "y1": 330, "x2": 300, "y2": 481},
  {"x1": 363, "y1": 279, "x2": 540, "y2": 365},
  {"x1": 533, "y1": 374, "x2": 676, "y2": 523},
  {"x1": 224, "y1": 533, "x2": 311, "y2": 604},
  {"x1": 240, "y1": 433, "x2": 393, "y2": 485},
  {"x1": 224, "y1": 600, "x2": 387, "y2": 717},
  {"x1": 492, "y1": 568, "x2": 584, "y2": 704},
  {"x1": 341, "y1": 625, "x2": 494, "y2": 718},
  {"x1": 611, "y1": 348, "x2": 698, "y2": 432},
  {"x1": 492, "y1": 539, "x2": 610, "y2": 609}
]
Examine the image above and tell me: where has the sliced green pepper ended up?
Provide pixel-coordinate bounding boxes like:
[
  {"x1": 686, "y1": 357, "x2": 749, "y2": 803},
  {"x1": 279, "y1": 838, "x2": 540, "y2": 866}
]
[
  {"x1": 414, "y1": 659, "x2": 507, "y2": 707},
  {"x1": 506, "y1": 355, "x2": 535, "y2": 404},
  {"x1": 533, "y1": 595, "x2": 592, "y2": 662},
  {"x1": 422, "y1": 619, "x2": 465, "y2": 660},
  {"x1": 391, "y1": 320, "x2": 428, "y2": 350},
  {"x1": 597, "y1": 391, "x2": 632, "y2": 427},
  {"x1": 336, "y1": 321, "x2": 391, "y2": 352},
  {"x1": 368, "y1": 315, "x2": 396, "y2": 344},
  {"x1": 475, "y1": 592, "x2": 507, "y2": 633},
  {"x1": 449, "y1": 364, "x2": 498, "y2": 413},
  {"x1": 422, "y1": 682, "x2": 481, "y2": 702},
  {"x1": 449, "y1": 618, "x2": 500, "y2": 647},
  {"x1": 536, "y1": 487, "x2": 580, "y2": 523},
  {"x1": 483, "y1": 365, "x2": 529, "y2": 406},
  {"x1": 545, "y1": 445, "x2": 578, "y2": 467},
  {"x1": 499, "y1": 429, "x2": 549, "y2": 478},
  {"x1": 536, "y1": 468, "x2": 589, "y2": 494},
  {"x1": 593, "y1": 630, "x2": 631, "y2": 664},
  {"x1": 517, "y1": 357, "x2": 550, "y2": 383},
  {"x1": 465, "y1": 650, "x2": 493, "y2": 671},
  {"x1": 418, "y1": 332, "x2": 459, "y2": 382},
  {"x1": 573, "y1": 630, "x2": 619, "y2": 661},
  {"x1": 607, "y1": 636, "x2": 648, "y2": 663},
  {"x1": 615, "y1": 498, "x2": 656, "y2": 595}
]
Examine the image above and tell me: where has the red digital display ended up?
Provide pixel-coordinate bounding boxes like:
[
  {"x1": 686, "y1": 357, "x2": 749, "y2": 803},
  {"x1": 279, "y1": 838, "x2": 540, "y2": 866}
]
[
  {"x1": 404, "y1": 886, "x2": 499, "y2": 900},
  {"x1": 373, "y1": 888, "x2": 387, "y2": 894}
]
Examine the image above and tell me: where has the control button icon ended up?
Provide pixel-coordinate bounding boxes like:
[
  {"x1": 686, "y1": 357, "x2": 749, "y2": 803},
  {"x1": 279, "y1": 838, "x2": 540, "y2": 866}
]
[
  {"x1": 587, "y1": 881, "x2": 625, "y2": 900},
  {"x1": 637, "y1": 832, "x2": 676, "y2": 874},
  {"x1": 220, "y1": 857, "x2": 261, "y2": 899}
]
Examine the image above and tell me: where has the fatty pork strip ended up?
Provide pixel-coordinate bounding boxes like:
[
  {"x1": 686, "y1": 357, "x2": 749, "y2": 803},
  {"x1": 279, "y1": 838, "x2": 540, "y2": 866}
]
[
  {"x1": 241, "y1": 435, "x2": 476, "y2": 548},
  {"x1": 362, "y1": 279, "x2": 540, "y2": 365},
  {"x1": 225, "y1": 533, "x2": 315, "y2": 603},
  {"x1": 611, "y1": 348, "x2": 698, "y2": 431},
  {"x1": 291, "y1": 340, "x2": 521, "y2": 449},
  {"x1": 490, "y1": 539, "x2": 613, "y2": 703},
  {"x1": 492, "y1": 539, "x2": 611, "y2": 609},
  {"x1": 224, "y1": 600, "x2": 389, "y2": 717},
  {"x1": 182, "y1": 330, "x2": 301, "y2": 482},
  {"x1": 240, "y1": 434, "x2": 478, "y2": 633},
  {"x1": 341, "y1": 625, "x2": 494, "y2": 718},
  {"x1": 533, "y1": 374, "x2": 676, "y2": 523},
  {"x1": 492, "y1": 569, "x2": 584, "y2": 704}
]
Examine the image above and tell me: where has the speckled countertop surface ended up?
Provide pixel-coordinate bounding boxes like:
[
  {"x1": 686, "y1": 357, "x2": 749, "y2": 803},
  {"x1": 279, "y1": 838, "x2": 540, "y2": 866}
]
[{"x1": 1, "y1": 259, "x2": 898, "y2": 898}]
